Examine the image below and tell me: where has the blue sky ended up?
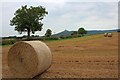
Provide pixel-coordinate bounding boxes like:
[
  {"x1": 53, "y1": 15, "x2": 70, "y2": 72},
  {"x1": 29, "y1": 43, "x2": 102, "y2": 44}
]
[{"x1": 0, "y1": 0, "x2": 118, "y2": 37}]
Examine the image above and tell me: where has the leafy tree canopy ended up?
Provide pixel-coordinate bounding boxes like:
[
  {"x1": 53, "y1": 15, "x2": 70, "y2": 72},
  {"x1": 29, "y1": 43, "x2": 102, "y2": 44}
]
[
  {"x1": 78, "y1": 27, "x2": 87, "y2": 35},
  {"x1": 10, "y1": 5, "x2": 48, "y2": 38},
  {"x1": 45, "y1": 29, "x2": 52, "y2": 37}
]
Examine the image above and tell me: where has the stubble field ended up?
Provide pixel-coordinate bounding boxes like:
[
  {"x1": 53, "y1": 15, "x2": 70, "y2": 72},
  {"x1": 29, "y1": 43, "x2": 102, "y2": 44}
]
[{"x1": 2, "y1": 33, "x2": 119, "y2": 78}]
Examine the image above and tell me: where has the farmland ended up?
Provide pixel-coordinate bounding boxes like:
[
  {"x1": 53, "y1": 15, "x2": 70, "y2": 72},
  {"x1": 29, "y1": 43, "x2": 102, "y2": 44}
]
[{"x1": 2, "y1": 32, "x2": 119, "y2": 78}]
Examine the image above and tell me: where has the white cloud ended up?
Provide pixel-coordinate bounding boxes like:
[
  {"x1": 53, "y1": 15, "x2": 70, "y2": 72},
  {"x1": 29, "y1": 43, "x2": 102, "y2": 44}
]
[
  {"x1": 76, "y1": 15, "x2": 118, "y2": 30},
  {"x1": 0, "y1": 0, "x2": 119, "y2": 2}
]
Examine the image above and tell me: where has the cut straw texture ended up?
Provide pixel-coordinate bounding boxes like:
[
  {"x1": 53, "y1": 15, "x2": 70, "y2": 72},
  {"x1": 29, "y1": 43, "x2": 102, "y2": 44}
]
[{"x1": 8, "y1": 41, "x2": 52, "y2": 78}]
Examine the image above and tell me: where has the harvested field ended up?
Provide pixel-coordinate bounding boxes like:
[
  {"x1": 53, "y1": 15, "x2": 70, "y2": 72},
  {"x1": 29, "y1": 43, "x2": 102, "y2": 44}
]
[{"x1": 2, "y1": 33, "x2": 119, "y2": 78}]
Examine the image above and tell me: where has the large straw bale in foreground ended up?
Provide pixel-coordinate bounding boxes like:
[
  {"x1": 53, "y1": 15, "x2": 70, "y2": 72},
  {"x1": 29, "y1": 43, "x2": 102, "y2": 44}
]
[{"x1": 8, "y1": 41, "x2": 52, "y2": 78}]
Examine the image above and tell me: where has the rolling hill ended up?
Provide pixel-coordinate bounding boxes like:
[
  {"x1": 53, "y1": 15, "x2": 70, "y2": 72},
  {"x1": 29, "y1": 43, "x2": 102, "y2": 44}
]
[{"x1": 53, "y1": 29, "x2": 118, "y2": 37}]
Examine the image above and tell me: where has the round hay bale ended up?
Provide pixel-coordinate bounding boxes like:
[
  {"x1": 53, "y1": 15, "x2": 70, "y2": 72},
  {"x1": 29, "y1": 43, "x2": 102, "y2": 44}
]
[
  {"x1": 104, "y1": 33, "x2": 108, "y2": 37},
  {"x1": 8, "y1": 41, "x2": 52, "y2": 78},
  {"x1": 108, "y1": 33, "x2": 112, "y2": 37}
]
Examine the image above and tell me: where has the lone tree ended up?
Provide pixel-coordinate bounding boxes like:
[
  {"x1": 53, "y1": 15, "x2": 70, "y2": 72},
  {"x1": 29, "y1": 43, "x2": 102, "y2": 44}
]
[
  {"x1": 10, "y1": 5, "x2": 48, "y2": 38},
  {"x1": 78, "y1": 27, "x2": 87, "y2": 36},
  {"x1": 45, "y1": 29, "x2": 52, "y2": 37}
]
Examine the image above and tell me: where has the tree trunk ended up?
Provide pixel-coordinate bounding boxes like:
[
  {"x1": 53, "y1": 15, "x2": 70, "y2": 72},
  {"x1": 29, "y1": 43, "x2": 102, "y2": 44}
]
[{"x1": 27, "y1": 28, "x2": 30, "y2": 39}]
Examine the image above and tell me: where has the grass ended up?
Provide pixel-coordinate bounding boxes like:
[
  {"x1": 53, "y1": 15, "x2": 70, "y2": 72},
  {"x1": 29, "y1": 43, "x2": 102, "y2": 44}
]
[
  {"x1": 0, "y1": 35, "x2": 89, "y2": 46},
  {"x1": 1, "y1": 44, "x2": 12, "y2": 46},
  {"x1": 1, "y1": 33, "x2": 105, "y2": 46}
]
